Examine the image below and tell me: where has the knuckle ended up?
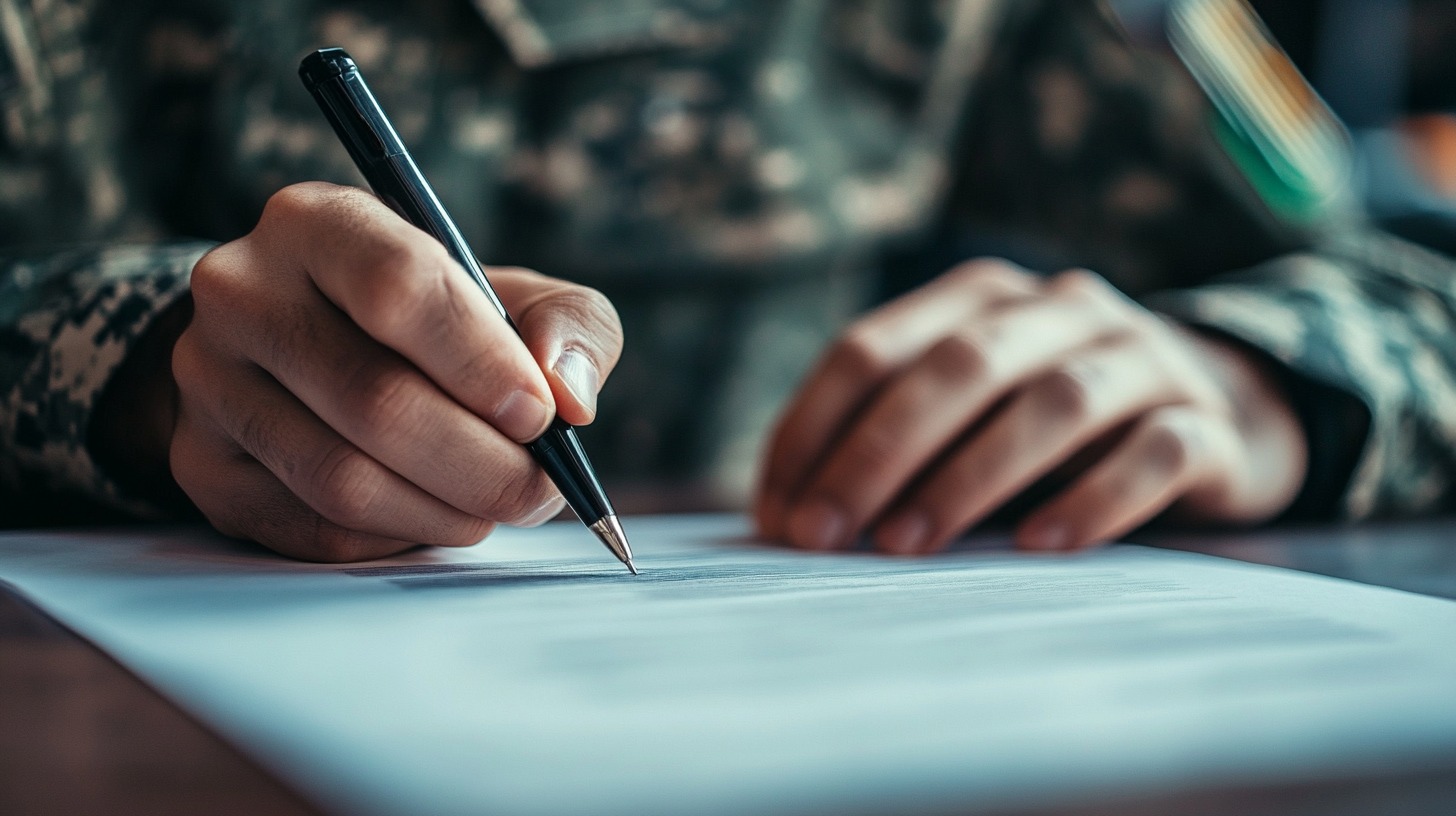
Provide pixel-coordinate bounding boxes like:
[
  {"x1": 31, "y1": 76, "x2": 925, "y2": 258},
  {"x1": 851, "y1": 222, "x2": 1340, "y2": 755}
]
[
  {"x1": 949, "y1": 257, "x2": 1032, "y2": 291},
  {"x1": 924, "y1": 331, "x2": 992, "y2": 382},
  {"x1": 190, "y1": 243, "x2": 284, "y2": 339},
  {"x1": 827, "y1": 329, "x2": 890, "y2": 383},
  {"x1": 188, "y1": 245, "x2": 248, "y2": 312},
  {"x1": 188, "y1": 243, "x2": 227, "y2": 288},
  {"x1": 260, "y1": 299, "x2": 322, "y2": 371},
  {"x1": 1142, "y1": 413, "x2": 1197, "y2": 474},
  {"x1": 1051, "y1": 268, "x2": 1133, "y2": 314},
  {"x1": 350, "y1": 364, "x2": 424, "y2": 437},
  {"x1": 575, "y1": 286, "x2": 623, "y2": 338},
  {"x1": 260, "y1": 184, "x2": 310, "y2": 222},
  {"x1": 1048, "y1": 267, "x2": 1104, "y2": 295},
  {"x1": 353, "y1": 242, "x2": 453, "y2": 338},
  {"x1": 232, "y1": 401, "x2": 275, "y2": 465},
  {"x1": 260, "y1": 182, "x2": 333, "y2": 225},
  {"x1": 1030, "y1": 364, "x2": 1097, "y2": 423},
  {"x1": 307, "y1": 442, "x2": 385, "y2": 529},
  {"x1": 548, "y1": 285, "x2": 624, "y2": 358}
]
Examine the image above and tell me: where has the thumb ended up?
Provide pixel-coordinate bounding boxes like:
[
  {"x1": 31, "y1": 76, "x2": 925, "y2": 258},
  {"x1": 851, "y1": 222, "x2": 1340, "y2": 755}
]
[{"x1": 490, "y1": 268, "x2": 624, "y2": 427}]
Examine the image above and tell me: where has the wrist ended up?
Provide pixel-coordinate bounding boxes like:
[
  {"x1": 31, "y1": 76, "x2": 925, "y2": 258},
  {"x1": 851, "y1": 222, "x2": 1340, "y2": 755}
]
[{"x1": 1176, "y1": 324, "x2": 1309, "y2": 522}]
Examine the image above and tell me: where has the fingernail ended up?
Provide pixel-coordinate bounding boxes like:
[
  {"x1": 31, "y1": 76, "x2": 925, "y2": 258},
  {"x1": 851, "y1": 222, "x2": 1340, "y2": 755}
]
[
  {"x1": 494, "y1": 389, "x2": 551, "y2": 442},
  {"x1": 553, "y1": 349, "x2": 599, "y2": 418},
  {"x1": 877, "y1": 512, "x2": 929, "y2": 555},
  {"x1": 1023, "y1": 523, "x2": 1069, "y2": 551},
  {"x1": 788, "y1": 501, "x2": 846, "y2": 551},
  {"x1": 519, "y1": 496, "x2": 565, "y2": 528}
]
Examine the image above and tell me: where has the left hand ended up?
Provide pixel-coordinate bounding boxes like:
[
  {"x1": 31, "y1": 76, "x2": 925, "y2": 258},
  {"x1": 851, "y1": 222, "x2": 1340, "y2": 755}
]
[{"x1": 754, "y1": 259, "x2": 1308, "y2": 554}]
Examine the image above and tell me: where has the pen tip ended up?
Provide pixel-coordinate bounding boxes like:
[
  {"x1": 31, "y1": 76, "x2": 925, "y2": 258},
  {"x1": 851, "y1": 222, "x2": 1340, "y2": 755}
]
[{"x1": 589, "y1": 515, "x2": 637, "y2": 574}]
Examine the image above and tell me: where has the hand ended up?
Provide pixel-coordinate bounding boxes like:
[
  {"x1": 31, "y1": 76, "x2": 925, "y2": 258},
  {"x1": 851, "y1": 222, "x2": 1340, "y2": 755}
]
[
  {"x1": 755, "y1": 259, "x2": 1307, "y2": 554},
  {"x1": 165, "y1": 182, "x2": 622, "y2": 561}
]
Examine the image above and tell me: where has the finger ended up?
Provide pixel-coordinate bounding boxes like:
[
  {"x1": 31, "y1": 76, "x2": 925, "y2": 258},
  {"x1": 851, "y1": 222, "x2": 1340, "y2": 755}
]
[
  {"x1": 170, "y1": 411, "x2": 422, "y2": 562},
  {"x1": 515, "y1": 495, "x2": 569, "y2": 528},
  {"x1": 205, "y1": 282, "x2": 562, "y2": 526},
  {"x1": 1015, "y1": 407, "x2": 1233, "y2": 551},
  {"x1": 780, "y1": 289, "x2": 1137, "y2": 551},
  {"x1": 870, "y1": 337, "x2": 1192, "y2": 555},
  {"x1": 756, "y1": 260, "x2": 1041, "y2": 536},
  {"x1": 263, "y1": 182, "x2": 557, "y2": 443},
  {"x1": 174, "y1": 336, "x2": 499, "y2": 547},
  {"x1": 491, "y1": 268, "x2": 624, "y2": 426}
]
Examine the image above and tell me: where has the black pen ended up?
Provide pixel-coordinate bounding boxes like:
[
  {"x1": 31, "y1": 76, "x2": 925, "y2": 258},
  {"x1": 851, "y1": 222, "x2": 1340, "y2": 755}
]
[{"x1": 299, "y1": 48, "x2": 636, "y2": 574}]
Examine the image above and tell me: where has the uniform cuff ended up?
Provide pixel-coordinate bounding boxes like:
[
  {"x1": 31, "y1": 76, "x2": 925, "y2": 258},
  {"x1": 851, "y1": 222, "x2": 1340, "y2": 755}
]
[
  {"x1": 1147, "y1": 269, "x2": 1376, "y2": 521},
  {"x1": 3, "y1": 245, "x2": 204, "y2": 519}
]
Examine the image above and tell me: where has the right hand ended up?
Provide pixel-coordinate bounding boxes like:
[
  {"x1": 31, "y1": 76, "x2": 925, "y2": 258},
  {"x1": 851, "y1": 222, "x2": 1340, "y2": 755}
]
[{"x1": 170, "y1": 182, "x2": 623, "y2": 561}]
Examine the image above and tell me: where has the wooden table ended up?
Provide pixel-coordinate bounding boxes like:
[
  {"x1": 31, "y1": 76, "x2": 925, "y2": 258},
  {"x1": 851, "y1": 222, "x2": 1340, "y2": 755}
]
[{"x1": 3, "y1": 517, "x2": 1455, "y2": 816}]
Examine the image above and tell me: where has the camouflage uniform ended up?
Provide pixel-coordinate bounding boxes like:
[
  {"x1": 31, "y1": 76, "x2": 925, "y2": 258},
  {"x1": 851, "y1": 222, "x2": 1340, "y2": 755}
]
[{"x1": 2, "y1": 0, "x2": 1454, "y2": 526}]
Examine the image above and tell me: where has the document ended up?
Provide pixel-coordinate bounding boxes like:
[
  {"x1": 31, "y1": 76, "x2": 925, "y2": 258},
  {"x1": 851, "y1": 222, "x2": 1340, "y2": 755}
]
[{"x1": 1, "y1": 515, "x2": 1454, "y2": 816}]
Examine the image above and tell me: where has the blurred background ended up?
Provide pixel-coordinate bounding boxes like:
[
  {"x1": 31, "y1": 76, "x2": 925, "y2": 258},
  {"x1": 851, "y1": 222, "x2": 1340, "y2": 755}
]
[{"x1": 1252, "y1": 0, "x2": 1456, "y2": 255}]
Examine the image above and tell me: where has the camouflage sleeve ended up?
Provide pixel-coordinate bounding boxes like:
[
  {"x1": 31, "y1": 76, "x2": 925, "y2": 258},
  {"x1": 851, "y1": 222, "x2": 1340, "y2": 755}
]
[
  {"x1": 0, "y1": 244, "x2": 208, "y2": 524},
  {"x1": 1147, "y1": 232, "x2": 1456, "y2": 521}
]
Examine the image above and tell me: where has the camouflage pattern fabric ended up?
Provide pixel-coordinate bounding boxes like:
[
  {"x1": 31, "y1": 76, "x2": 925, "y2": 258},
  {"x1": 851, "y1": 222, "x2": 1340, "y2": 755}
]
[{"x1": 2, "y1": 0, "x2": 1454, "y2": 526}]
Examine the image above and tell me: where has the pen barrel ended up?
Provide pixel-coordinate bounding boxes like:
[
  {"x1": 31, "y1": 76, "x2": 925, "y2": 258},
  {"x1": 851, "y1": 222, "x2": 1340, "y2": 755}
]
[
  {"x1": 528, "y1": 420, "x2": 615, "y2": 526},
  {"x1": 366, "y1": 154, "x2": 514, "y2": 325},
  {"x1": 300, "y1": 49, "x2": 407, "y2": 162},
  {"x1": 300, "y1": 50, "x2": 513, "y2": 326},
  {"x1": 301, "y1": 47, "x2": 619, "y2": 541}
]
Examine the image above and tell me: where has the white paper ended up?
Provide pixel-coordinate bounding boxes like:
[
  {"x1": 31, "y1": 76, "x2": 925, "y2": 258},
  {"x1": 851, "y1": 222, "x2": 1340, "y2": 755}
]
[{"x1": 1, "y1": 515, "x2": 1454, "y2": 816}]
